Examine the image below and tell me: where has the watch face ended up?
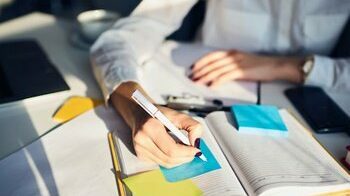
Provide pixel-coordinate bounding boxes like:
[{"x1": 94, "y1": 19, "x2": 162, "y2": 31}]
[{"x1": 302, "y1": 58, "x2": 314, "y2": 76}]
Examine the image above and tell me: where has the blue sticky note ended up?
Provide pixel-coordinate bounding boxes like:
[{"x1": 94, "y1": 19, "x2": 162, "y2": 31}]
[
  {"x1": 231, "y1": 104, "x2": 288, "y2": 136},
  {"x1": 160, "y1": 139, "x2": 221, "y2": 182}
]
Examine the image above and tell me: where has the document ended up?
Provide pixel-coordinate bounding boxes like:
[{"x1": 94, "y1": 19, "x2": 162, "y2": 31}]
[
  {"x1": 111, "y1": 107, "x2": 350, "y2": 196},
  {"x1": 206, "y1": 110, "x2": 350, "y2": 195}
]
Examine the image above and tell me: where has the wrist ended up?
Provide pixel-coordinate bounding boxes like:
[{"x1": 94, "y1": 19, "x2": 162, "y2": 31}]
[
  {"x1": 277, "y1": 57, "x2": 305, "y2": 83},
  {"x1": 110, "y1": 82, "x2": 152, "y2": 132}
]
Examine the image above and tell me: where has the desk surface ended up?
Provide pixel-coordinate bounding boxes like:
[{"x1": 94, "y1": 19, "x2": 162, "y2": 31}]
[
  {"x1": 0, "y1": 12, "x2": 102, "y2": 159},
  {"x1": 0, "y1": 12, "x2": 349, "y2": 196}
]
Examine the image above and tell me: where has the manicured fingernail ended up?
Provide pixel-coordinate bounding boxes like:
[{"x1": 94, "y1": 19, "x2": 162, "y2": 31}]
[
  {"x1": 188, "y1": 73, "x2": 193, "y2": 78},
  {"x1": 194, "y1": 138, "x2": 200, "y2": 148},
  {"x1": 190, "y1": 64, "x2": 194, "y2": 69},
  {"x1": 206, "y1": 81, "x2": 212, "y2": 86},
  {"x1": 195, "y1": 152, "x2": 202, "y2": 157}
]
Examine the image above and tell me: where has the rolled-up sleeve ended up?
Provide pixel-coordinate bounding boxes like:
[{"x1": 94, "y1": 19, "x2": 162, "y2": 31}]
[
  {"x1": 90, "y1": 0, "x2": 197, "y2": 101},
  {"x1": 305, "y1": 55, "x2": 350, "y2": 91}
]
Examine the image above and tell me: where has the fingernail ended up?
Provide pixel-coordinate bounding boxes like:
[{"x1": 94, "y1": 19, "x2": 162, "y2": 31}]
[
  {"x1": 195, "y1": 152, "x2": 202, "y2": 157},
  {"x1": 190, "y1": 64, "x2": 194, "y2": 69},
  {"x1": 188, "y1": 73, "x2": 193, "y2": 78},
  {"x1": 206, "y1": 81, "x2": 213, "y2": 86},
  {"x1": 194, "y1": 138, "x2": 200, "y2": 148}
]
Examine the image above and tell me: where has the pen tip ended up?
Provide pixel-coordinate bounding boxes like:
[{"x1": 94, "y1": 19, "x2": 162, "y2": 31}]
[{"x1": 199, "y1": 154, "x2": 207, "y2": 162}]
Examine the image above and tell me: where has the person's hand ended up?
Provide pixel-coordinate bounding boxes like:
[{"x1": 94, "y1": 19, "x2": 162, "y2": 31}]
[
  {"x1": 110, "y1": 82, "x2": 203, "y2": 168},
  {"x1": 189, "y1": 50, "x2": 305, "y2": 87},
  {"x1": 132, "y1": 106, "x2": 202, "y2": 168}
]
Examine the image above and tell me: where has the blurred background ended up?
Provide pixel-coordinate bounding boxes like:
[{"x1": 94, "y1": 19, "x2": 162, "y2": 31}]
[
  {"x1": 0, "y1": 0, "x2": 207, "y2": 42},
  {"x1": 0, "y1": 0, "x2": 139, "y2": 22}
]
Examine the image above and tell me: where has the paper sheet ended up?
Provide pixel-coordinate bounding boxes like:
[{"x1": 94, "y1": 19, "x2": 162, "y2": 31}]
[
  {"x1": 160, "y1": 139, "x2": 221, "y2": 182},
  {"x1": 123, "y1": 169, "x2": 202, "y2": 196}
]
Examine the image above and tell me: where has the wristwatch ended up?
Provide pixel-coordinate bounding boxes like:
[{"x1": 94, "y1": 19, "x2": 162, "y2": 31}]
[{"x1": 301, "y1": 56, "x2": 314, "y2": 83}]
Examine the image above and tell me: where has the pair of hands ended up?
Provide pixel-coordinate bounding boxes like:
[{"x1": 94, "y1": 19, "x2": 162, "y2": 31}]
[{"x1": 113, "y1": 50, "x2": 304, "y2": 168}]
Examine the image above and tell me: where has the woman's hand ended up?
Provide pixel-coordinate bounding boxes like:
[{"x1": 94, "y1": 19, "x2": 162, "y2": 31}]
[
  {"x1": 111, "y1": 82, "x2": 202, "y2": 168},
  {"x1": 133, "y1": 106, "x2": 202, "y2": 168},
  {"x1": 189, "y1": 50, "x2": 305, "y2": 87}
]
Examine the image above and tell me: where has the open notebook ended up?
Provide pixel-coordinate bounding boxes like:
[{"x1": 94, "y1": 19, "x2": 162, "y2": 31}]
[
  {"x1": 110, "y1": 109, "x2": 350, "y2": 196},
  {"x1": 140, "y1": 41, "x2": 258, "y2": 105}
]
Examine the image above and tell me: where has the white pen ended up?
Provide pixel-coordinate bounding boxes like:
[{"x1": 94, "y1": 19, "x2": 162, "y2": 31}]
[{"x1": 132, "y1": 90, "x2": 207, "y2": 162}]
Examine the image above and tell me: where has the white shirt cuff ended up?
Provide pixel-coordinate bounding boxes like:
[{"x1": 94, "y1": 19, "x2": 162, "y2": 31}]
[{"x1": 305, "y1": 55, "x2": 335, "y2": 89}]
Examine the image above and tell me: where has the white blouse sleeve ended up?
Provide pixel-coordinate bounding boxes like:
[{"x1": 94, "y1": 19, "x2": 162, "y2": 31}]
[
  {"x1": 305, "y1": 55, "x2": 350, "y2": 91},
  {"x1": 90, "y1": 0, "x2": 197, "y2": 101}
]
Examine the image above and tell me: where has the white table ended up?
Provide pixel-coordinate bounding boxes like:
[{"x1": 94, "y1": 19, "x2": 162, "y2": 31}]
[
  {"x1": 0, "y1": 12, "x2": 102, "y2": 159},
  {"x1": 0, "y1": 12, "x2": 349, "y2": 196}
]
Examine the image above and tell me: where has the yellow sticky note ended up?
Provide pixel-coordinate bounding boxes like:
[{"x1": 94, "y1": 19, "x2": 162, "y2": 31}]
[
  {"x1": 123, "y1": 169, "x2": 202, "y2": 196},
  {"x1": 316, "y1": 189, "x2": 350, "y2": 196},
  {"x1": 53, "y1": 96, "x2": 103, "y2": 123}
]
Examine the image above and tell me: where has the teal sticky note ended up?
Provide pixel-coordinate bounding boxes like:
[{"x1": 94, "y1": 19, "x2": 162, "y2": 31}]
[
  {"x1": 160, "y1": 139, "x2": 221, "y2": 182},
  {"x1": 231, "y1": 104, "x2": 288, "y2": 136}
]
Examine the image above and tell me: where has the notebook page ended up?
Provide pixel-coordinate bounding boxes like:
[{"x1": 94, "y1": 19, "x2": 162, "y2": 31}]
[
  {"x1": 112, "y1": 113, "x2": 247, "y2": 195},
  {"x1": 140, "y1": 41, "x2": 257, "y2": 105},
  {"x1": 205, "y1": 110, "x2": 349, "y2": 196}
]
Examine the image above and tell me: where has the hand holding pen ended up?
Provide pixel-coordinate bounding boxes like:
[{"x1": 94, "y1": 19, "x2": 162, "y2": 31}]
[{"x1": 132, "y1": 90, "x2": 207, "y2": 167}]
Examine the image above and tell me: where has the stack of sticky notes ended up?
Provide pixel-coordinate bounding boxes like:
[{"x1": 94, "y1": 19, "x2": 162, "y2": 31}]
[
  {"x1": 231, "y1": 104, "x2": 288, "y2": 136},
  {"x1": 52, "y1": 96, "x2": 103, "y2": 123}
]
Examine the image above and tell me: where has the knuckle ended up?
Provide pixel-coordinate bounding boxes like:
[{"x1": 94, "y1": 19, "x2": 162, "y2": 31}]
[
  {"x1": 164, "y1": 157, "x2": 174, "y2": 165},
  {"x1": 195, "y1": 125, "x2": 204, "y2": 134},
  {"x1": 177, "y1": 113, "x2": 188, "y2": 119},
  {"x1": 142, "y1": 119, "x2": 158, "y2": 129},
  {"x1": 166, "y1": 148, "x2": 177, "y2": 158},
  {"x1": 192, "y1": 121, "x2": 202, "y2": 129},
  {"x1": 207, "y1": 72, "x2": 217, "y2": 79},
  {"x1": 134, "y1": 145, "x2": 143, "y2": 158},
  {"x1": 173, "y1": 114, "x2": 187, "y2": 125},
  {"x1": 142, "y1": 121, "x2": 161, "y2": 135},
  {"x1": 133, "y1": 132, "x2": 146, "y2": 145}
]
